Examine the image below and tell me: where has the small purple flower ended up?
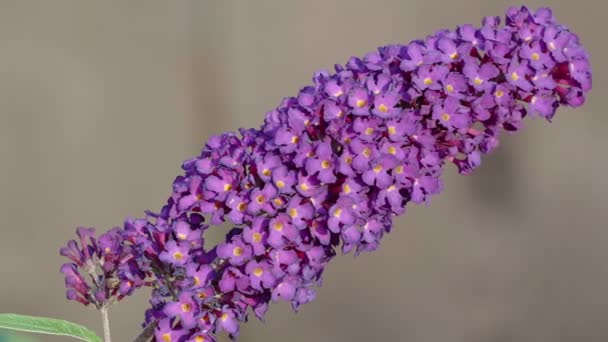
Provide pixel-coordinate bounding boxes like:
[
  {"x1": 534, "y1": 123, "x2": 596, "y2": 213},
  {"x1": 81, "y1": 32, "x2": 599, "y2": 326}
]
[
  {"x1": 362, "y1": 156, "x2": 398, "y2": 189},
  {"x1": 347, "y1": 87, "x2": 371, "y2": 116},
  {"x1": 286, "y1": 197, "x2": 314, "y2": 229},
  {"x1": 520, "y1": 41, "x2": 554, "y2": 70},
  {"x1": 506, "y1": 58, "x2": 533, "y2": 91},
  {"x1": 463, "y1": 62, "x2": 500, "y2": 90},
  {"x1": 353, "y1": 117, "x2": 381, "y2": 142},
  {"x1": 379, "y1": 140, "x2": 405, "y2": 160},
  {"x1": 437, "y1": 37, "x2": 464, "y2": 62},
  {"x1": 272, "y1": 165, "x2": 296, "y2": 194},
  {"x1": 274, "y1": 127, "x2": 302, "y2": 153},
  {"x1": 270, "y1": 249, "x2": 300, "y2": 276},
  {"x1": 295, "y1": 171, "x2": 321, "y2": 197},
  {"x1": 400, "y1": 42, "x2": 427, "y2": 71},
  {"x1": 268, "y1": 213, "x2": 298, "y2": 248},
  {"x1": 243, "y1": 217, "x2": 269, "y2": 255},
  {"x1": 470, "y1": 93, "x2": 495, "y2": 121},
  {"x1": 155, "y1": 318, "x2": 187, "y2": 342},
  {"x1": 371, "y1": 91, "x2": 401, "y2": 118},
  {"x1": 309, "y1": 219, "x2": 331, "y2": 245},
  {"x1": 247, "y1": 183, "x2": 277, "y2": 215},
  {"x1": 341, "y1": 225, "x2": 362, "y2": 254},
  {"x1": 185, "y1": 264, "x2": 214, "y2": 289},
  {"x1": 216, "y1": 307, "x2": 240, "y2": 336},
  {"x1": 413, "y1": 65, "x2": 449, "y2": 91},
  {"x1": 305, "y1": 142, "x2": 337, "y2": 183},
  {"x1": 360, "y1": 218, "x2": 386, "y2": 251},
  {"x1": 432, "y1": 97, "x2": 471, "y2": 132},
  {"x1": 163, "y1": 292, "x2": 198, "y2": 329},
  {"x1": 338, "y1": 149, "x2": 356, "y2": 176},
  {"x1": 173, "y1": 220, "x2": 200, "y2": 243},
  {"x1": 543, "y1": 25, "x2": 571, "y2": 62},
  {"x1": 219, "y1": 267, "x2": 250, "y2": 295},
  {"x1": 530, "y1": 91, "x2": 558, "y2": 119},
  {"x1": 377, "y1": 182, "x2": 406, "y2": 214},
  {"x1": 159, "y1": 240, "x2": 190, "y2": 266},
  {"x1": 194, "y1": 157, "x2": 214, "y2": 175},
  {"x1": 60, "y1": 263, "x2": 91, "y2": 305},
  {"x1": 324, "y1": 78, "x2": 345, "y2": 98},
  {"x1": 458, "y1": 24, "x2": 484, "y2": 48},
  {"x1": 340, "y1": 177, "x2": 366, "y2": 198},
  {"x1": 531, "y1": 71, "x2": 557, "y2": 90},
  {"x1": 246, "y1": 260, "x2": 276, "y2": 290},
  {"x1": 205, "y1": 169, "x2": 236, "y2": 201},
  {"x1": 189, "y1": 333, "x2": 216, "y2": 342},
  {"x1": 410, "y1": 174, "x2": 443, "y2": 205},
  {"x1": 287, "y1": 107, "x2": 312, "y2": 133},
  {"x1": 225, "y1": 192, "x2": 248, "y2": 225},
  {"x1": 441, "y1": 72, "x2": 468, "y2": 98},
  {"x1": 322, "y1": 100, "x2": 345, "y2": 121},
  {"x1": 255, "y1": 155, "x2": 281, "y2": 182},
  {"x1": 366, "y1": 73, "x2": 392, "y2": 95},
  {"x1": 217, "y1": 237, "x2": 252, "y2": 266},
  {"x1": 492, "y1": 83, "x2": 515, "y2": 107},
  {"x1": 327, "y1": 198, "x2": 356, "y2": 233},
  {"x1": 349, "y1": 139, "x2": 377, "y2": 172}
]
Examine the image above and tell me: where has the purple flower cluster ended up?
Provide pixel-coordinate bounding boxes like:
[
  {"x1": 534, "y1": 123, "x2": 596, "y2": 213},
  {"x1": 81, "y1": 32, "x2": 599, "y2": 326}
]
[
  {"x1": 60, "y1": 227, "x2": 145, "y2": 308},
  {"x1": 60, "y1": 6, "x2": 591, "y2": 341}
]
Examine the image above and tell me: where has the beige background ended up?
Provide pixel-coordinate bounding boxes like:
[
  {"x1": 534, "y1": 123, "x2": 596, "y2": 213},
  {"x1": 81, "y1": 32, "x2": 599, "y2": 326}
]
[{"x1": 0, "y1": 1, "x2": 606, "y2": 341}]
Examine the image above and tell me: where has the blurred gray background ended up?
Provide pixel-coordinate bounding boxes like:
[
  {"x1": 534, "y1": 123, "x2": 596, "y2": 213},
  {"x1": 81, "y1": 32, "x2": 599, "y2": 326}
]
[{"x1": 0, "y1": 1, "x2": 606, "y2": 341}]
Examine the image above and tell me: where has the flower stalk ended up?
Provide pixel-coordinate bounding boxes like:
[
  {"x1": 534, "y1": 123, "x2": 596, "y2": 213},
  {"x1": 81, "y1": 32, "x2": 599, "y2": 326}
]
[{"x1": 100, "y1": 306, "x2": 111, "y2": 342}]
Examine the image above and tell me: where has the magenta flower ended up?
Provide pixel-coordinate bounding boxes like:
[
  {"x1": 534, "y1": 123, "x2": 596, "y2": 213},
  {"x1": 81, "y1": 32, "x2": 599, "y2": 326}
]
[
  {"x1": 328, "y1": 198, "x2": 357, "y2": 233},
  {"x1": 217, "y1": 238, "x2": 251, "y2": 266},
  {"x1": 400, "y1": 43, "x2": 428, "y2": 71},
  {"x1": 185, "y1": 263, "x2": 214, "y2": 289},
  {"x1": 371, "y1": 91, "x2": 401, "y2": 118},
  {"x1": 216, "y1": 307, "x2": 239, "y2": 336},
  {"x1": 243, "y1": 217, "x2": 269, "y2": 255},
  {"x1": 155, "y1": 318, "x2": 188, "y2": 342},
  {"x1": 245, "y1": 260, "x2": 276, "y2": 290},
  {"x1": 441, "y1": 72, "x2": 469, "y2": 98},
  {"x1": 305, "y1": 142, "x2": 337, "y2": 183},
  {"x1": 347, "y1": 87, "x2": 371, "y2": 115},
  {"x1": 463, "y1": 62, "x2": 500, "y2": 91},
  {"x1": 163, "y1": 292, "x2": 198, "y2": 329},
  {"x1": 267, "y1": 213, "x2": 297, "y2": 248},
  {"x1": 432, "y1": 97, "x2": 471, "y2": 132},
  {"x1": 159, "y1": 240, "x2": 190, "y2": 267},
  {"x1": 506, "y1": 57, "x2": 533, "y2": 91}
]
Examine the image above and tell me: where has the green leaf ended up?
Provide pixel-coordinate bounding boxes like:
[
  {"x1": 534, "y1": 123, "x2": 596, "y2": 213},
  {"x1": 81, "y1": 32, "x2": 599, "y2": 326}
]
[
  {"x1": 0, "y1": 330, "x2": 38, "y2": 342},
  {"x1": 0, "y1": 314, "x2": 102, "y2": 342}
]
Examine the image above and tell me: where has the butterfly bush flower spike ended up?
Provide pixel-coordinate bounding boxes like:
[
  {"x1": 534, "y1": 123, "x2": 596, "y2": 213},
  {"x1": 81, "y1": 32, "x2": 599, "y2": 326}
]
[{"x1": 60, "y1": 6, "x2": 591, "y2": 341}]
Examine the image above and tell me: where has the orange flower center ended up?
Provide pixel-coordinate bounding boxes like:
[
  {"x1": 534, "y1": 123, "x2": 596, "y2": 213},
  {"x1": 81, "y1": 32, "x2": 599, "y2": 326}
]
[{"x1": 252, "y1": 232, "x2": 262, "y2": 243}]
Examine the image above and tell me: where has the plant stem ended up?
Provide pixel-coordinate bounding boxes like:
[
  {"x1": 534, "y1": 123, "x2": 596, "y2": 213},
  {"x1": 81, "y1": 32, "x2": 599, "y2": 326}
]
[
  {"x1": 100, "y1": 306, "x2": 111, "y2": 342},
  {"x1": 132, "y1": 320, "x2": 158, "y2": 342}
]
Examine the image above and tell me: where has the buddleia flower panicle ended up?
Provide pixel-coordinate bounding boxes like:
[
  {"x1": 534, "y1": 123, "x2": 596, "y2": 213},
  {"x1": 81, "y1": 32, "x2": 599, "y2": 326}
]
[
  {"x1": 60, "y1": 6, "x2": 591, "y2": 341},
  {"x1": 59, "y1": 226, "x2": 145, "y2": 308}
]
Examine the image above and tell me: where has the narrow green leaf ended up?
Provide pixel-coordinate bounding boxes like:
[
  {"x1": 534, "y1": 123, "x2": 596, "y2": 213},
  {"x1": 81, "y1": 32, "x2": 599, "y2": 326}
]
[
  {"x1": 0, "y1": 330, "x2": 38, "y2": 342},
  {"x1": 0, "y1": 314, "x2": 101, "y2": 342}
]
